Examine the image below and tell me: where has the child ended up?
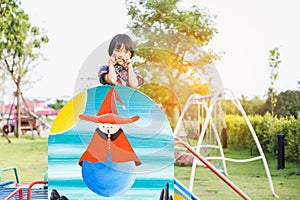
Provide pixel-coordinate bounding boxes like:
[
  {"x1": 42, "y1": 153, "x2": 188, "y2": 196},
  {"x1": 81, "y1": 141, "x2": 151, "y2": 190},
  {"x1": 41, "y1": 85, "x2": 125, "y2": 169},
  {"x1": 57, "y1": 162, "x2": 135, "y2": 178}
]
[{"x1": 98, "y1": 34, "x2": 144, "y2": 88}]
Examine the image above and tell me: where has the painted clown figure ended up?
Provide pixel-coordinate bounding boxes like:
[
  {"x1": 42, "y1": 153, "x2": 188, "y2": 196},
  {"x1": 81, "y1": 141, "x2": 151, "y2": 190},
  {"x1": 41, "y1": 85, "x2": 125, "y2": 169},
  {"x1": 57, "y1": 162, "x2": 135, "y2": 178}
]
[
  {"x1": 78, "y1": 87, "x2": 142, "y2": 197},
  {"x1": 78, "y1": 88, "x2": 141, "y2": 167}
]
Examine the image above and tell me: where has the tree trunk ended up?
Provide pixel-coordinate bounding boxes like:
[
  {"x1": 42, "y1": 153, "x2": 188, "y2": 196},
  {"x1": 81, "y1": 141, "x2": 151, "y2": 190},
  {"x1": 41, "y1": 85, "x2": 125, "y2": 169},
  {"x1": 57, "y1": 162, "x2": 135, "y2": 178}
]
[
  {"x1": 15, "y1": 77, "x2": 22, "y2": 138},
  {"x1": 165, "y1": 71, "x2": 180, "y2": 130},
  {"x1": 271, "y1": 94, "x2": 274, "y2": 118},
  {"x1": 0, "y1": 73, "x2": 5, "y2": 117}
]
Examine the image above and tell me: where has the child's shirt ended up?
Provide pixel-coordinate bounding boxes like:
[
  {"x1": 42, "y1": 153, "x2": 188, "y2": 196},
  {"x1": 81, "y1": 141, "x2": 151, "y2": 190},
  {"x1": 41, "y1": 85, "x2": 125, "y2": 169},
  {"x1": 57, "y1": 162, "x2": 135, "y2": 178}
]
[{"x1": 98, "y1": 65, "x2": 144, "y2": 87}]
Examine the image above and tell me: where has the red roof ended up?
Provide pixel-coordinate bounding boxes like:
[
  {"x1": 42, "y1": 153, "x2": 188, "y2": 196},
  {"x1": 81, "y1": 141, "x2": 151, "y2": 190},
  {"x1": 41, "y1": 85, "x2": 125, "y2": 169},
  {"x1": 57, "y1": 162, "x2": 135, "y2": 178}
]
[
  {"x1": 2, "y1": 100, "x2": 58, "y2": 116},
  {"x1": 35, "y1": 110, "x2": 58, "y2": 116},
  {"x1": 3, "y1": 104, "x2": 27, "y2": 115}
]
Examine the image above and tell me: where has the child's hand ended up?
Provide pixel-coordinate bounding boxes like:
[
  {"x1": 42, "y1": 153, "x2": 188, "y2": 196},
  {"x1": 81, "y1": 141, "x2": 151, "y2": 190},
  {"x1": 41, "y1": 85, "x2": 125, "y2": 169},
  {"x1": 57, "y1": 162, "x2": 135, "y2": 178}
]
[
  {"x1": 109, "y1": 55, "x2": 117, "y2": 66},
  {"x1": 125, "y1": 59, "x2": 133, "y2": 69}
]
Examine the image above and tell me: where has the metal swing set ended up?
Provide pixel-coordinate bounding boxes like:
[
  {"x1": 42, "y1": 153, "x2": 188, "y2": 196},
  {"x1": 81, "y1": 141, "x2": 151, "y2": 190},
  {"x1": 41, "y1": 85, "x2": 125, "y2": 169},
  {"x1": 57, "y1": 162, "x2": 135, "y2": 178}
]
[{"x1": 173, "y1": 88, "x2": 278, "y2": 199}]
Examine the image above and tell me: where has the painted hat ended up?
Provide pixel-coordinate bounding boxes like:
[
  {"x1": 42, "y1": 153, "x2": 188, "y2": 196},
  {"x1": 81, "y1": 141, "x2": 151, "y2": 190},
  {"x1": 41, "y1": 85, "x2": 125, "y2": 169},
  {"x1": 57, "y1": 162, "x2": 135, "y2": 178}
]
[{"x1": 79, "y1": 88, "x2": 139, "y2": 124}]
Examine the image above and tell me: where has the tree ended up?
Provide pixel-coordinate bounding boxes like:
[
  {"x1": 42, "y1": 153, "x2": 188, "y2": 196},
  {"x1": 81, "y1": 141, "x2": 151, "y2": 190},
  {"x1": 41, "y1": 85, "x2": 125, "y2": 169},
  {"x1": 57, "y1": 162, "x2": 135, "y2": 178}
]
[
  {"x1": 267, "y1": 47, "x2": 281, "y2": 118},
  {"x1": 50, "y1": 99, "x2": 65, "y2": 111},
  {"x1": 275, "y1": 90, "x2": 300, "y2": 118},
  {"x1": 239, "y1": 95, "x2": 266, "y2": 116},
  {"x1": 126, "y1": 0, "x2": 219, "y2": 125},
  {"x1": 224, "y1": 95, "x2": 265, "y2": 116},
  {"x1": 0, "y1": 0, "x2": 49, "y2": 137}
]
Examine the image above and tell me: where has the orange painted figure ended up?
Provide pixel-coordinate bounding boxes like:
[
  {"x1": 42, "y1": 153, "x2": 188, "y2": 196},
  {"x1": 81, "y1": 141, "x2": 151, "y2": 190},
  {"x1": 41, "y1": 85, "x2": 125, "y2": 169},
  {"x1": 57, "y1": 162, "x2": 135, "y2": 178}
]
[{"x1": 78, "y1": 88, "x2": 141, "y2": 166}]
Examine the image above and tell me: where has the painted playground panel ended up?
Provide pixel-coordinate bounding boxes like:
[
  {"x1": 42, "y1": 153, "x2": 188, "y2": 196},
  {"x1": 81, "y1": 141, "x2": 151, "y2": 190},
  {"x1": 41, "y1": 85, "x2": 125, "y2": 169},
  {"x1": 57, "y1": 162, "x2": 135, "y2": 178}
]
[{"x1": 48, "y1": 85, "x2": 174, "y2": 199}]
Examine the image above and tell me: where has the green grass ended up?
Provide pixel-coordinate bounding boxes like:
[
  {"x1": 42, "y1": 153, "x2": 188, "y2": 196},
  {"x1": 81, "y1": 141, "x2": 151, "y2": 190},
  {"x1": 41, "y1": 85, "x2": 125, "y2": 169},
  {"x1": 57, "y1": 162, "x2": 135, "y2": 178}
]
[
  {"x1": 175, "y1": 146, "x2": 300, "y2": 199},
  {"x1": 0, "y1": 136, "x2": 48, "y2": 183},
  {"x1": 1, "y1": 136, "x2": 299, "y2": 199}
]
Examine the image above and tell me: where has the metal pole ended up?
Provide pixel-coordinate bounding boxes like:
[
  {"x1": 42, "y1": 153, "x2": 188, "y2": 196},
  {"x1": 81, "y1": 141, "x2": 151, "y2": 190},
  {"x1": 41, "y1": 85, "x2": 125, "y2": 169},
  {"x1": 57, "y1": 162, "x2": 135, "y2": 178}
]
[
  {"x1": 175, "y1": 138, "x2": 251, "y2": 200},
  {"x1": 277, "y1": 134, "x2": 285, "y2": 169}
]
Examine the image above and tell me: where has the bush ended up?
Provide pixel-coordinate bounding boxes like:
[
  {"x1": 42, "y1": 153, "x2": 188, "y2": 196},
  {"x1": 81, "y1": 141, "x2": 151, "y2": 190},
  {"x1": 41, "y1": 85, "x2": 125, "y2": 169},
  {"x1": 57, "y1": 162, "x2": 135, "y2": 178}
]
[
  {"x1": 225, "y1": 115, "x2": 250, "y2": 148},
  {"x1": 225, "y1": 113, "x2": 300, "y2": 163},
  {"x1": 282, "y1": 115, "x2": 300, "y2": 163}
]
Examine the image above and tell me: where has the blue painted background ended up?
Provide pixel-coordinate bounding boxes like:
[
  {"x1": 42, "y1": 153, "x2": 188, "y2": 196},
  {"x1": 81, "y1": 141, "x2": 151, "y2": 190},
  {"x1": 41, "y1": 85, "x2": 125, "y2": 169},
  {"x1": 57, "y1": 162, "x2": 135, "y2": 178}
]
[{"x1": 48, "y1": 86, "x2": 174, "y2": 199}]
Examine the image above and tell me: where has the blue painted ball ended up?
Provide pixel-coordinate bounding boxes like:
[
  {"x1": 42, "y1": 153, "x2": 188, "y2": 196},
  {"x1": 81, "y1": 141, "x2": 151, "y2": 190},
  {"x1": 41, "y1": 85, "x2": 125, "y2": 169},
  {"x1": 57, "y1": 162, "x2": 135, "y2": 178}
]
[{"x1": 81, "y1": 153, "x2": 136, "y2": 197}]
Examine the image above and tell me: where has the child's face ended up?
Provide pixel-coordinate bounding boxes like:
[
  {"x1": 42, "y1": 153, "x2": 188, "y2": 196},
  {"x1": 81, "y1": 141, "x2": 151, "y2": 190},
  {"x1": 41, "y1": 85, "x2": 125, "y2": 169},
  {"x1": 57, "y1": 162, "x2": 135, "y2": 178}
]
[{"x1": 113, "y1": 44, "x2": 131, "y2": 66}]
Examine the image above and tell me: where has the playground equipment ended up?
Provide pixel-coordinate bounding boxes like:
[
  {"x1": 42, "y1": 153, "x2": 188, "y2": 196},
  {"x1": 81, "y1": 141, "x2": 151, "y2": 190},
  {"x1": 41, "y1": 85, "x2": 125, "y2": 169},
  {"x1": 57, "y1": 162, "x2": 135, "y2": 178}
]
[
  {"x1": 48, "y1": 86, "x2": 175, "y2": 199},
  {"x1": 174, "y1": 88, "x2": 278, "y2": 198},
  {"x1": 1, "y1": 91, "x2": 43, "y2": 137},
  {"x1": 175, "y1": 137, "x2": 251, "y2": 200},
  {"x1": 174, "y1": 178, "x2": 199, "y2": 200},
  {"x1": 0, "y1": 167, "x2": 48, "y2": 200}
]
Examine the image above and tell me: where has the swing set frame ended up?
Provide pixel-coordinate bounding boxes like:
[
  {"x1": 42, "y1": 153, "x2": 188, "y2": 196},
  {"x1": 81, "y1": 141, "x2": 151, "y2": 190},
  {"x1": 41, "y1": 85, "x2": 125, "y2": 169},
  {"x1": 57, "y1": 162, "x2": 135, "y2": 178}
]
[{"x1": 174, "y1": 88, "x2": 278, "y2": 198}]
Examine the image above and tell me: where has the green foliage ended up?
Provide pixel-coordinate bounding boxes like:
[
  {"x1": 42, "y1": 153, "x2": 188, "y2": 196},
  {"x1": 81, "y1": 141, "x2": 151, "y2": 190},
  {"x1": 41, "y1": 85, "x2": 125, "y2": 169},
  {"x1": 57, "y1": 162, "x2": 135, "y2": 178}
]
[
  {"x1": 49, "y1": 99, "x2": 65, "y2": 111},
  {"x1": 223, "y1": 91, "x2": 300, "y2": 162},
  {"x1": 225, "y1": 114, "x2": 251, "y2": 148},
  {"x1": 267, "y1": 47, "x2": 281, "y2": 118},
  {"x1": 224, "y1": 96, "x2": 265, "y2": 116},
  {"x1": 0, "y1": 0, "x2": 49, "y2": 79},
  {"x1": 278, "y1": 115, "x2": 300, "y2": 163},
  {"x1": 262, "y1": 90, "x2": 300, "y2": 119},
  {"x1": 126, "y1": 0, "x2": 219, "y2": 131},
  {"x1": 242, "y1": 96, "x2": 266, "y2": 115},
  {"x1": 225, "y1": 113, "x2": 300, "y2": 163},
  {"x1": 275, "y1": 90, "x2": 300, "y2": 118},
  {"x1": 224, "y1": 90, "x2": 300, "y2": 120},
  {"x1": 0, "y1": 0, "x2": 29, "y2": 58},
  {"x1": 139, "y1": 83, "x2": 177, "y2": 105},
  {"x1": 126, "y1": 0, "x2": 219, "y2": 96},
  {"x1": 139, "y1": 83, "x2": 181, "y2": 130},
  {"x1": 0, "y1": 0, "x2": 49, "y2": 137},
  {"x1": 127, "y1": 0, "x2": 217, "y2": 44},
  {"x1": 252, "y1": 113, "x2": 275, "y2": 153}
]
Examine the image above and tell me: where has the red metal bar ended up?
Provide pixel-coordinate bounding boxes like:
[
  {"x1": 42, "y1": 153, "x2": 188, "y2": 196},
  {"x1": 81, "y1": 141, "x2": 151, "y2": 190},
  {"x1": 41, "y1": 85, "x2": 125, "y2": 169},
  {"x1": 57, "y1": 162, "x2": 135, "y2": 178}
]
[
  {"x1": 4, "y1": 187, "x2": 23, "y2": 200},
  {"x1": 27, "y1": 180, "x2": 48, "y2": 200},
  {"x1": 175, "y1": 139, "x2": 251, "y2": 200}
]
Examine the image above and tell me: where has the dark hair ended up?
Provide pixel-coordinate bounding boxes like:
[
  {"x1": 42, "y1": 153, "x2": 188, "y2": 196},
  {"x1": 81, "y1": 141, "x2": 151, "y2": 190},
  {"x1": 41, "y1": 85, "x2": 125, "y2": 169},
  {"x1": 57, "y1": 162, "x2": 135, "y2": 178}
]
[{"x1": 108, "y1": 34, "x2": 134, "y2": 58}]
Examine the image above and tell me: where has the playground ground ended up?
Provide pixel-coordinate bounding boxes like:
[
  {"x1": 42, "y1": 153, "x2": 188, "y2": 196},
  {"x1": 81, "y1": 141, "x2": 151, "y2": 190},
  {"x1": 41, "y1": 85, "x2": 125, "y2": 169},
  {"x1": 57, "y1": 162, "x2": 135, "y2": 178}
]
[
  {"x1": 0, "y1": 136, "x2": 299, "y2": 199},
  {"x1": 175, "y1": 146, "x2": 300, "y2": 200}
]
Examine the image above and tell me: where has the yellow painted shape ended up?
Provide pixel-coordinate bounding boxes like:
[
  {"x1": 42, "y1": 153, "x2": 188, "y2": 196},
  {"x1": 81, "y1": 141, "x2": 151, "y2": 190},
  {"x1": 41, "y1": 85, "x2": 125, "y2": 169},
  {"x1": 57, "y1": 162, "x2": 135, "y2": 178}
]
[
  {"x1": 174, "y1": 192, "x2": 186, "y2": 200},
  {"x1": 50, "y1": 91, "x2": 87, "y2": 134}
]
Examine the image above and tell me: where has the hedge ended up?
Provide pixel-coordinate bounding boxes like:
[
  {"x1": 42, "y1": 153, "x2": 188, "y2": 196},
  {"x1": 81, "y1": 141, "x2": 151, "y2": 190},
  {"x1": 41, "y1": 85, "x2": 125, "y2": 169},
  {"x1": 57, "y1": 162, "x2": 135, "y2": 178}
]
[{"x1": 225, "y1": 113, "x2": 300, "y2": 163}]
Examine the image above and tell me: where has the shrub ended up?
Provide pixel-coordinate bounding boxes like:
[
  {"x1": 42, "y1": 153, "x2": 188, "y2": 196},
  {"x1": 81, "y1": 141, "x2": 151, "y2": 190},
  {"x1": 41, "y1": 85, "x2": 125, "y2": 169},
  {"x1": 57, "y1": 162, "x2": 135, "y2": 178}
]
[{"x1": 225, "y1": 113, "x2": 300, "y2": 163}]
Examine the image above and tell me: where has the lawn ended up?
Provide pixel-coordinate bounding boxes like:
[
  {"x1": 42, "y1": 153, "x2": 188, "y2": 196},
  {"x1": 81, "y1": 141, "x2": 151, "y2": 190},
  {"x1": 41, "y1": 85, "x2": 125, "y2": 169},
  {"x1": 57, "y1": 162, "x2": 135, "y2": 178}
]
[
  {"x1": 0, "y1": 136, "x2": 48, "y2": 183},
  {"x1": 1, "y1": 136, "x2": 299, "y2": 199},
  {"x1": 175, "y1": 146, "x2": 300, "y2": 199}
]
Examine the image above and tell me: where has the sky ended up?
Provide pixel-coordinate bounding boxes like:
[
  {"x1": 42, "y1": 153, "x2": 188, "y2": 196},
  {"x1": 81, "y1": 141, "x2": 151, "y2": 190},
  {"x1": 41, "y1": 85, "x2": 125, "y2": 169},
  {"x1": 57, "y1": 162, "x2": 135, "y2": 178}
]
[{"x1": 18, "y1": 0, "x2": 300, "y2": 100}]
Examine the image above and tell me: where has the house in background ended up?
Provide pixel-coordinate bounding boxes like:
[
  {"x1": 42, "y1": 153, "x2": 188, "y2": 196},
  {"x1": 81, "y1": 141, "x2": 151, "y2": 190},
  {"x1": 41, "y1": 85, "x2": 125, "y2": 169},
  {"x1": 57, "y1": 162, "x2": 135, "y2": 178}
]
[
  {"x1": 1, "y1": 99, "x2": 58, "y2": 120},
  {"x1": 1, "y1": 99, "x2": 59, "y2": 136},
  {"x1": 27, "y1": 100, "x2": 58, "y2": 120}
]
